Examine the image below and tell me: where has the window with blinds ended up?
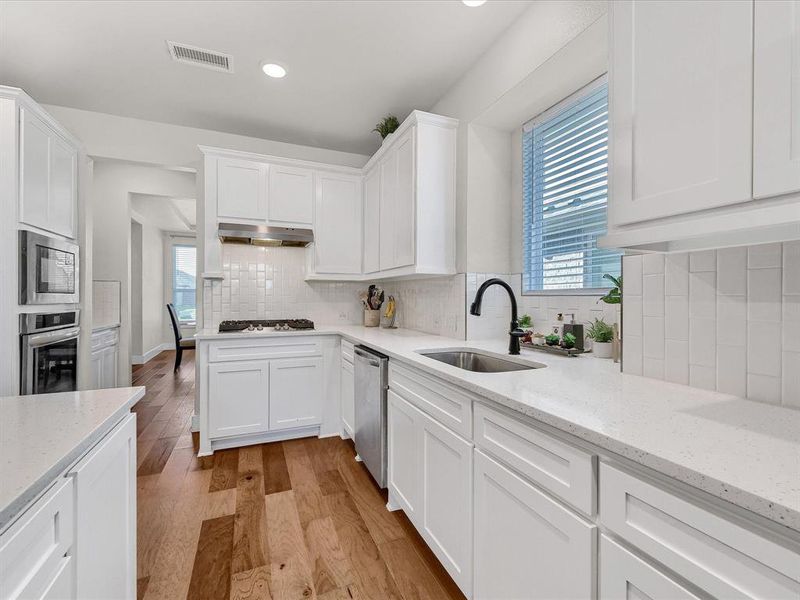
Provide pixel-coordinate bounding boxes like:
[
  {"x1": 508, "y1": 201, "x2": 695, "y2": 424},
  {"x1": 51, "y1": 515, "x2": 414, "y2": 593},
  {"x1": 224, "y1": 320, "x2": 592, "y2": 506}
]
[
  {"x1": 522, "y1": 76, "x2": 620, "y2": 293},
  {"x1": 173, "y1": 244, "x2": 196, "y2": 323}
]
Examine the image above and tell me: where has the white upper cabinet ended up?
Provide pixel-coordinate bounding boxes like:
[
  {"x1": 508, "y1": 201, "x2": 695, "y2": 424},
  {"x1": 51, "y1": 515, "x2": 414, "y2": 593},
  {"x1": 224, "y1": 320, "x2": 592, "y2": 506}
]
[
  {"x1": 20, "y1": 106, "x2": 77, "y2": 239},
  {"x1": 367, "y1": 111, "x2": 457, "y2": 279},
  {"x1": 216, "y1": 157, "x2": 267, "y2": 223},
  {"x1": 268, "y1": 164, "x2": 314, "y2": 227},
  {"x1": 313, "y1": 172, "x2": 362, "y2": 274},
  {"x1": 753, "y1": 0, "x2": 800, "y2": 199},
  {"x1": 363, "y1": 166, "x2": 381, "y2": 274},
  {"x1": 609, "y1": 0, "x2": 753, "y2": 227},
  {"x1": 378, "y1": 127, "x2": 416, "y2": 271}
]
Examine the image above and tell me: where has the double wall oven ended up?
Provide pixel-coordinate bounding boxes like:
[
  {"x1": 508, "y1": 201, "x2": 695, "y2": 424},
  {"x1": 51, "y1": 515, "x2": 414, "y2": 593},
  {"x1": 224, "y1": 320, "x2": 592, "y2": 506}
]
[{"x1": 19, "y1": 231, "x2": 81, "y2": 395}]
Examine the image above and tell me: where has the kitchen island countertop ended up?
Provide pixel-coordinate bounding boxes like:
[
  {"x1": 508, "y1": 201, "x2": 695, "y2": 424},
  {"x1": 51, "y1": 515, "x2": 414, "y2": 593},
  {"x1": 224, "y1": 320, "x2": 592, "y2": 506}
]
[{"x1": 0, "y1": 386, "x2": 144, "y2": 531}]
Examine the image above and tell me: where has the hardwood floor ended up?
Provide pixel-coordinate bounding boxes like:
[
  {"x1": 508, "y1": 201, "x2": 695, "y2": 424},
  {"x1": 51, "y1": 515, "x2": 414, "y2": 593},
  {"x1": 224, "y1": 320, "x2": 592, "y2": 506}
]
[{"x1": 132, "y1": 350, "x2": 467, "y2": 600}]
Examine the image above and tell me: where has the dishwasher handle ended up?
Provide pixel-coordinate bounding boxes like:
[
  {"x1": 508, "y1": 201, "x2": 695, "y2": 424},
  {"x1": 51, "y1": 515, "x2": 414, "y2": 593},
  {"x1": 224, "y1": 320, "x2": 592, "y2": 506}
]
[{"x1": 354, "y1": 346, "x2": 381, "y2": 367}]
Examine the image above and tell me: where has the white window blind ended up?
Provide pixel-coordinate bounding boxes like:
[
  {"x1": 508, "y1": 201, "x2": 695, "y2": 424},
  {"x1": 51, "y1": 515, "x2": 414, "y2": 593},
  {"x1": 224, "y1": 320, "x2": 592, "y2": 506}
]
[
  {"x1": 172, "y1": 244, "x2": 196, "y2": 323},
  {"x1": 522, "y1": 76, "x2": 620, "y2": 293}
]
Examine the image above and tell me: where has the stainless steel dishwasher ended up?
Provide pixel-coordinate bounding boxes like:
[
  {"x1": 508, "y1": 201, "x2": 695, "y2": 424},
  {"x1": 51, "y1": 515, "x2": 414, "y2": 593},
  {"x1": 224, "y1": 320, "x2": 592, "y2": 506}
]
[{"x1": 354, "y1": 345, "x2": 389, "y2": 488}]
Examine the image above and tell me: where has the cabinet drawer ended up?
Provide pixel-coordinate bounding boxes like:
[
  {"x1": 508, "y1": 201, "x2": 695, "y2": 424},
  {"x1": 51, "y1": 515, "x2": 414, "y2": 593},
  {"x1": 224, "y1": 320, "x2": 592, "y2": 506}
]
[
  {"x1": 209, "y1": 336, "x2": 322, "y2": 362},
  {"x1": 341, "y1": 339, "x2": 354, "y2": 364},
  {"x1": 0, "y1": 478, "x2": 74, "y2": 600},
  {"x1": 388, "y1": 363, "x2": 472, "y2": 439},
  {"x1": 600, "y1": 535, "x2": 700, "y2": 600},
  {"x1": 600, "y1": 462, "x2": 800, "y2": 599},
  {"x1": 473, "y1": 402, "x2": 595, "y2": 516},
  {"x1": 90, "y1": 328, "x2": 118, "y2": 351}
]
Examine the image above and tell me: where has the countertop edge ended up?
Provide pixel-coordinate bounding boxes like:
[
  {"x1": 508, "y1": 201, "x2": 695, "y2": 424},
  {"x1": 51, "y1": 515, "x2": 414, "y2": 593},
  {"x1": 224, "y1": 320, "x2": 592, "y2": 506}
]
[{"x1": 0, "y1": 386, "x2": 144, "y2": 532}]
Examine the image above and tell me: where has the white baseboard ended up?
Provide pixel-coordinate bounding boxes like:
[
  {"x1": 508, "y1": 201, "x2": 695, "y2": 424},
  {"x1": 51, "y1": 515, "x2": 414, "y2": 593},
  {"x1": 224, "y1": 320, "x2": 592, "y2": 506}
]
[{"x1": 131, "y1": 342, "x2": 172, "y2": 365}]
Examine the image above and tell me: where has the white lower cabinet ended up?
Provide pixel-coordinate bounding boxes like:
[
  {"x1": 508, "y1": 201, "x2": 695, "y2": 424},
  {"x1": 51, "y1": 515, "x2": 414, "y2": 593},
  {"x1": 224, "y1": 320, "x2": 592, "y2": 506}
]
[
  {"x1": 473, "y1": 449, "x2": 596, "y2": 600},
  {"x1": 340, "y1": 357, "x2": 355, "y2": 437},
  {"x1": 269, "y1": 357, "x2": 323, "y2": 430},
  {"x1": 69, "y1": 414, "x2": 136, "y2": 600},
  {"x1": 386, "y1": 390, "x2": 472, "y2": 595},
  {"x1": 0, "y1": 478, "x2": 74, "y2": 600},
  {"x1": 208, "y1": 359, "x2": 270, "y2": 438},
  {"x1": 420, "y1": 410, "x2": 473, "y2": 594},
  {"x1": 387, "y1": 390, "x2": 422, "y2": 524},
  {"x1": 90, "y1": 328, "x2": 119, "y2": 390},
  {"x1": 600, "y1": 535, "x2": 701, "y2": 600}
]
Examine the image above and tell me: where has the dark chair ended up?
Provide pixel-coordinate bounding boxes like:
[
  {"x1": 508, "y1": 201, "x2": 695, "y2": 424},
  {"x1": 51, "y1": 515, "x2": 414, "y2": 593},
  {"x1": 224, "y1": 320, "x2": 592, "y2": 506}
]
[{"x1": 167, "y1": 303, "x2": 195, "y2": 371}]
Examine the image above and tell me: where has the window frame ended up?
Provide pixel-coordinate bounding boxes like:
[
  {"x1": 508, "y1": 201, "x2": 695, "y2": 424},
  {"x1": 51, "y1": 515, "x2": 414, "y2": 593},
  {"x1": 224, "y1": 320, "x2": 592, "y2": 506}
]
[
  {"x1": 171, "y1": 243, "x2": 197, "y2": 325},
  {"x1": 521, "y1": 74, "x2": 618, "y2": 296}
]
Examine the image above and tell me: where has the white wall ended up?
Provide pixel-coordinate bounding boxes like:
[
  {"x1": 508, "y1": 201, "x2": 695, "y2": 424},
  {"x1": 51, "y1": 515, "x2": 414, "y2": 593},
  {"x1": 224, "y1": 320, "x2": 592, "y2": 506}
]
[
  {"x1": 431, "y1": 0, "x2": 607, "y2": 275},
  {"x1": 43, "y1": 104, "x2": 370, "y2": 171},
  {"x1": 139, "y1": 220, "x2": 165, "y2": 356},
  {"x1": 92, "y1": 161, "x2": 195, "y2": 384},
  {"x1": 130, "y1": 221, "x2": 143, "y2": 357}
]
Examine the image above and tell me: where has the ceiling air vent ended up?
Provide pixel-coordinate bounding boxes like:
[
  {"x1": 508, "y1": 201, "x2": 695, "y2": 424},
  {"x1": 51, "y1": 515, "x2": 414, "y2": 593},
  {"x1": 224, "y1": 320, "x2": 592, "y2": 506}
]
[{"x1": 166, "y1": 41, "x2": 233, "y2": 73}]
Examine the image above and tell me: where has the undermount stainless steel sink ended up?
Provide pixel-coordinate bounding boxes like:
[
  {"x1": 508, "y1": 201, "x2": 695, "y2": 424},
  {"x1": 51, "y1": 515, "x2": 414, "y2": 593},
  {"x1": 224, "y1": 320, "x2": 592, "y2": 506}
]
[{"x1": 417, "y1": 349, "x2": 545, "y2": 373}]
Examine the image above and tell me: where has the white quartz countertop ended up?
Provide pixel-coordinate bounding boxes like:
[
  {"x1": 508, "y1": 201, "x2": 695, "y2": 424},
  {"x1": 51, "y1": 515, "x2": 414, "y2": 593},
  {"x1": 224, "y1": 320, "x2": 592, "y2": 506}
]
[
  {"x1": 0, "y1": 386, "x2": 144, "y2": 531},
  {"x1": 196, "y1": 326, "x2": 800, "y2": 533}
]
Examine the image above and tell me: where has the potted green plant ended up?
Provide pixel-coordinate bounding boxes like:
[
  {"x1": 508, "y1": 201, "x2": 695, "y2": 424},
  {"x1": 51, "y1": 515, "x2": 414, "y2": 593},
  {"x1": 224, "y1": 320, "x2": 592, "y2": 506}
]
[
  {"x1": 587, "y1": 317, "x2": 614, "y2": 358},
  {"x1": 518, "y1": 314, "x2": 532, "y2": 330},
  {"x1": 562, "y1": 332, "x2": 577, "y2": 349},
  {"x1": 373, "y1": 115, "x2": 400, "y2": 144},
  {"x1": 599, "y1": 273, "x2": 622, "y2": 305},
  {"x1": 545, "y1": 333, "x2": 560, "y2": 347}
]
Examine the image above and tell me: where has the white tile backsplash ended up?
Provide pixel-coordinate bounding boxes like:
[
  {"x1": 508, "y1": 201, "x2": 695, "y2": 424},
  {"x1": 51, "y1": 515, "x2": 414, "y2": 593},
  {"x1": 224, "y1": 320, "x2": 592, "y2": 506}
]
[
  {"x1": 624, "y1": 241, "x2": 799, "y2": 409},
  {"x1": 92, "y1": 280, "x2": 121, "y2": 328},
  {"x1": 202, "y1": 244, "x2": 465, "y2": 338},
  {"x1": 464, "y1": 272, "x2": 619, "y2": 344}
]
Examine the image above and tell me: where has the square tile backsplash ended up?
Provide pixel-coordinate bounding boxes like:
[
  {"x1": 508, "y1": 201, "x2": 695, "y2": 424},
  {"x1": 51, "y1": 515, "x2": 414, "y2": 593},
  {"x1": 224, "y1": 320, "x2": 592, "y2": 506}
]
[
  {"x1": 623, "y1": 241, "x2": 800, "y2": 409},
  {"x1": 202, "y1": 244, "x2": 465, "y2": 338}
]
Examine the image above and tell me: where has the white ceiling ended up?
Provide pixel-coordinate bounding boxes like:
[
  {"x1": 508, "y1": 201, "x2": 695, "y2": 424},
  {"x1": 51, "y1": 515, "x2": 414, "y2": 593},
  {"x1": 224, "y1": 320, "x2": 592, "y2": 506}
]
[
  {"x1": 0, "y1": 0, "x2": 532, "y2": 155},
  {"x1": 131, "y1": 194, "x2": 196, "y2": 234}
]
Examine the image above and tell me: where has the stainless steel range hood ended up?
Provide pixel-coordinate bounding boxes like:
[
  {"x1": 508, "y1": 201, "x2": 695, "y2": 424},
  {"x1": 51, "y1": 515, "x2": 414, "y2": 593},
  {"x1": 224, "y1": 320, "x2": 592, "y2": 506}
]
[{"x1": 218, "y1": 223, "x2": 313, "y2": 247}]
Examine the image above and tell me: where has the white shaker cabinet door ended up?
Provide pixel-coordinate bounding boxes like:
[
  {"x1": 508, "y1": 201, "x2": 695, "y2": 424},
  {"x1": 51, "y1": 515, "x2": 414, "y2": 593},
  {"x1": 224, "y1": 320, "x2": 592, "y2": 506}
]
[
  {"x1": 208, "y1": 360, "x2": 270, "y2": 438},
  {"x1": 340, "y1": 358, "x2": 355, "y2": 437},
  {"x1": 379, "y1": 150, "x2": 398, "y2": 270},
  {"x1": 19, "y1": 107, "x2": 53, "y2": 233},
  {"x1": 473, "y1": 449, "x2": 595, "y2": 600},
  {"x1": 70, "y1": 414, "x2": 136, "y2": 600},
  {"x1": 363, "y1": 166, "x2": 381, "y2": 274},
  {"x1": 420, "y1": 409, "x2": 472, "y2": 597},
  {"x1": 269, "y1": 357, "x2": 323, "y2": 430},
  {"x1": 393, "y1": 127, "x2": 416, "y2": 269},
  {"x1": 216, "y1": 157, "x2": 267, "y2": 222},
  {"x1": 386, "y1": 390, "x2": 423, "y2": 525},
  {"x1": 599, "y1": 535, "x2": 702, "y2": 600},
  {"x1": 610, "y1": 0, "x2": 753, "y2": 226},
  {"x1": 48, "y1": 133, "x2": 77, "y2": 239},
  {"x1": 268, "y1": 164, "x2": 314, "y2": 227},
  {"x1": 753, "y1": 0, "x2": 800, "y2": 199},
  {"x1": 313, "y1": 172, "x2": 362, "y2": 274}
]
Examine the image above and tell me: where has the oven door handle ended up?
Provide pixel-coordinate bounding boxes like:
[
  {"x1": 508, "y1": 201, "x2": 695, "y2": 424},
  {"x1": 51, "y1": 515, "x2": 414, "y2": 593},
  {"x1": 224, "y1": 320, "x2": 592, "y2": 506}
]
[{"x1": 27, "y1": 327, "x2": 81, "y2": 348}]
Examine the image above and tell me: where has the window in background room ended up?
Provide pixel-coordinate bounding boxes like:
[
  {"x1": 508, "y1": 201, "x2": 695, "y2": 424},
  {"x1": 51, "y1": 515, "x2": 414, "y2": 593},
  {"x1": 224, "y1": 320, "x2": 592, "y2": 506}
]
[
  {"x1": 172, "y1": 244, "x2": 196, "y2": 324},
  {"x1": 522, "y1": 75, "x2": 620, "y2": 293}
]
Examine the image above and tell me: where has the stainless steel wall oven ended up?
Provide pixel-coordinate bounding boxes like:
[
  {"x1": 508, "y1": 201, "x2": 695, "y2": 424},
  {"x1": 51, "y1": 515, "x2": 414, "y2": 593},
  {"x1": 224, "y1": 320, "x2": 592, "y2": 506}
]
[{"x1": 20, "y1": 311, "x2": 80, "y2": 395}]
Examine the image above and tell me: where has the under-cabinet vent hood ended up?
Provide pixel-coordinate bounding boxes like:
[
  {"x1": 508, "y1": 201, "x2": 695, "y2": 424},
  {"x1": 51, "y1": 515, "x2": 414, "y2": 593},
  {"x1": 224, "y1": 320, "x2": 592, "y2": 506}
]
[{"x1": 218, "y1": 223, "x2": 313, "y2": 247}]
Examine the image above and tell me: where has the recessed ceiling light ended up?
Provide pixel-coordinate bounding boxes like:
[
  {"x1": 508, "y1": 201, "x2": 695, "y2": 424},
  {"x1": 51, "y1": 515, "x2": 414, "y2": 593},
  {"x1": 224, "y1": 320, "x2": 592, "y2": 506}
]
[
  {"x1": 462, "y1": 0, "x2": 487, "y2": 6},
  {"x1": 261, "y1": 63, "x2": 287, "y2": 78}
]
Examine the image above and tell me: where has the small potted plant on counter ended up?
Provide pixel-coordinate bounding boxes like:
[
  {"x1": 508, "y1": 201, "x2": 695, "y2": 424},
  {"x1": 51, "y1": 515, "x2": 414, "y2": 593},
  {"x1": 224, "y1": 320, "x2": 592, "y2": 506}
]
[
  {"x1": 545, "y1": 333, "x2": 560, "y2": 347},
  {"x1": 562, "y1": 332, "x2": 577, "y2": 350},
  {"x1": 587, "y1": 317, "x2": 614, "y2": 358}
]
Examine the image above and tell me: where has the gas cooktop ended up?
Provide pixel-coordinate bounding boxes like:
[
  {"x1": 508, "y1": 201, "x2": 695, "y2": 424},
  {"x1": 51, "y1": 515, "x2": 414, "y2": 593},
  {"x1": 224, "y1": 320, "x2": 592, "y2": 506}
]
[{"x1": 218, "y1": 319, "x2": 315, "y2": 333}]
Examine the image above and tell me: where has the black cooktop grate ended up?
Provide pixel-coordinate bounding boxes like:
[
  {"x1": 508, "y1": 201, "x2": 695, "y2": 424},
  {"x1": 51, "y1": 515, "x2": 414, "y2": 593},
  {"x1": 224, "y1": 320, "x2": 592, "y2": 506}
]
[{"x1": 218, "y1": 319, "x2": 315, "y2": 332}]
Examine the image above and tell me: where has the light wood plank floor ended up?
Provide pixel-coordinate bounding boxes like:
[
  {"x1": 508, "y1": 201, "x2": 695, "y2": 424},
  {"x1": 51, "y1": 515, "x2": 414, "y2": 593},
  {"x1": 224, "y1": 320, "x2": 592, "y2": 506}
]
[{"x1": 132, "y1": 350, "x2": 467, "y2": 600}]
